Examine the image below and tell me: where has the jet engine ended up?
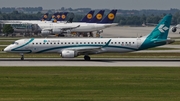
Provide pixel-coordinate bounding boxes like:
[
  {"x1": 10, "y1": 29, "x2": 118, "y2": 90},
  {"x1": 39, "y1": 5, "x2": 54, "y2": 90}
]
[
  {"x1": 61, "y1": 50, "x2": 78, "y2": 58},
  {"x1": 171, "y1": 27, "x2": 177, "y2": 33},
  {"x1": 41, "y1": 28, "x2": 64, "y2": 35},
  {"x1": 97, "y1": 30, "x2": 103, "y2": 34},
  {"x1": 52, "y1": 28, "x2": 63, "y2": 34},
  {"x1": 41, "y1": 30, "x2": 52, "y2": 34}
]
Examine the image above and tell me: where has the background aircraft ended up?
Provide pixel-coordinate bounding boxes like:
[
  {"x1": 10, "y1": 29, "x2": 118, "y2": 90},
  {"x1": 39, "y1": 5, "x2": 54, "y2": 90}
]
[{"x1": 171, "y1": 24, "x2": 180, "y2": 34}]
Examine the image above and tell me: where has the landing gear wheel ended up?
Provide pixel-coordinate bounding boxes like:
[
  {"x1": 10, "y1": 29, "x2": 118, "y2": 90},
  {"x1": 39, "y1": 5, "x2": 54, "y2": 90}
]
[
  {"x1": 20, "y1": 53, "x2": 24, "y2": 60},
  {"x1": 84, "y1": 55, "x2": 91, "y2": 61}
]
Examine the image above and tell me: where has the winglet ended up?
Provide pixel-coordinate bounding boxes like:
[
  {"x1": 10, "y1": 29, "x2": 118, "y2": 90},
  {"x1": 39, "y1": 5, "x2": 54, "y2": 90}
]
[{"x1": 102, "y1": 39, "x2": 111, "y2": 48}]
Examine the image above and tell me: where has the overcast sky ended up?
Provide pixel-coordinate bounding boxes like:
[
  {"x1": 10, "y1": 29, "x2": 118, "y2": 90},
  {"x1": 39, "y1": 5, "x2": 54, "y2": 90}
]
[{"x1": 0, "y1": 0, "x2": 180, "y2": 10}]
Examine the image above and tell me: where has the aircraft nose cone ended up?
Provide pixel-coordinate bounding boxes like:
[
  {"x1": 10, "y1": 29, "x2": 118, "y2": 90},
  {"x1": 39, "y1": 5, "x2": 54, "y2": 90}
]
[{"x1": 4, "y1": 47, "x2": 10, "y2": 52}]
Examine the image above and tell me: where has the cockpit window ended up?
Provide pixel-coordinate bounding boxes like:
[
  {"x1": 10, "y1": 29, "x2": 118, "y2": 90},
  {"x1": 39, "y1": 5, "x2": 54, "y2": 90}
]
[{"x1": 12, "y1": 42, "x2": 19, "y2": 45}]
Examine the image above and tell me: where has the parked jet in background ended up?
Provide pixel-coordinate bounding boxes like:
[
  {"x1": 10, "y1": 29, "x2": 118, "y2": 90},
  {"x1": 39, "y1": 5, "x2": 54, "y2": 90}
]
[
  {"x1": 171, "y1": 24, "x2": 180, "y2": 34},
  {"x1": 1, "y1": 10, "x2": 118, "y2": 36},
  {"x1": 3, "y1": 14, "x2": 174, "y2": 60}
]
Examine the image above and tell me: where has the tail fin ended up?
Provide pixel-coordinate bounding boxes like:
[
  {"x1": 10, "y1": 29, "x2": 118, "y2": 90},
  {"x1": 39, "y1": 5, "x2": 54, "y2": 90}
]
[
  {"x1": 139, "y1": 14, "x2": 172, "y2": 50},
  {"x1": 56, "y1": 12, "x2": 63, "y2": 21},
  {"x1": 146, "y1": 14, "x2": 172, "y2": 40},
  {"x1": 48, "y1": 13, "x2": 57, "y2": 22},
  {"x1": 99, "y1": 9, "x2": 117, "y2": 23},
  {"x1": 60, "y1": 12, "x2": 68, "y2": 21},
  {"x1": 80, "y1": 10, "x2": 95, "y2": 22},
  {"x1": 88, "y1": 10, "x2": 105, "y2": 23},
  {"x1": 40, "y1": 13, "x2": 48, "y2": 21}
]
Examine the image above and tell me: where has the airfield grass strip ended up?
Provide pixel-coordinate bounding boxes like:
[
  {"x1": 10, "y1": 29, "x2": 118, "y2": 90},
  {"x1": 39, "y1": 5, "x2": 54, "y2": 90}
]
[{"x1": 0, "y1": 67, "x2": 180, "y2": 101}]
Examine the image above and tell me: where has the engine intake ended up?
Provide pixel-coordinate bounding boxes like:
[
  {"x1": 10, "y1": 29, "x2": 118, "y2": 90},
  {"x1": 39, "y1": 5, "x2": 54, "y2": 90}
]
[
  {"x1": 61, "y1": 50, "x2": 78, "y2": 58},
  {"x1": 172, "y1": 27, "x2": 177, "y2": 33}
]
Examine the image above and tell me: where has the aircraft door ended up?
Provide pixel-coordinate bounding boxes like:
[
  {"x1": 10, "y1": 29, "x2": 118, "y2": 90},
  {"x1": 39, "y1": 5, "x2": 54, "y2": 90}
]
[
  {"x1": 137, "y1": 38, "x2": 141, "y2": 48},
  {"x1": 24, "y1": 39, "x2": 32, "y2": 50}
]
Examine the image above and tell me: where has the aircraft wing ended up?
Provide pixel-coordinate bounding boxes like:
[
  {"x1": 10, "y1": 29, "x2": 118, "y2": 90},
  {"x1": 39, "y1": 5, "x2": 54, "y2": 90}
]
[
  {"x1": 65, "y1": 39, "x2": 111, "y2": 54},
  {"x1": 42, "y1": 25, "x2": 80, "y2": 31}
]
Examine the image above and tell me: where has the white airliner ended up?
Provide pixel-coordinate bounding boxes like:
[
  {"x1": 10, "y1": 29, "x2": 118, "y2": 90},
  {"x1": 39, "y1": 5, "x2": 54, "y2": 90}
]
[
  {"x1": 171, "y1": 24, "x2": 180, "y2": 34},
  {"x1": 3, "y1": 14, "x2": 174, "y2": 60},
  {"x1": 1, "y1": 10, "x2": 118, "y2": 35}
]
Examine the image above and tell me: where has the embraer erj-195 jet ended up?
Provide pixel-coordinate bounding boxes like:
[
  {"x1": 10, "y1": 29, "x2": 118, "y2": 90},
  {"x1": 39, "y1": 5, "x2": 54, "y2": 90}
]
[{"x1": 3, "y1": 14, "x2": 174, "y2": 61}]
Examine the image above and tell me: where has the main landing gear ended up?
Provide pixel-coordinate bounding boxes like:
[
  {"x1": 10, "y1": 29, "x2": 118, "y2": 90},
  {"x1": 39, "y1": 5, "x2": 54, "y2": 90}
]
[
  {"x1": 20, "y1": 53, "x2": 24, "y2": 60},
  {"x1": 84, "y1": 55, "x2": 91, "y2": 61}
]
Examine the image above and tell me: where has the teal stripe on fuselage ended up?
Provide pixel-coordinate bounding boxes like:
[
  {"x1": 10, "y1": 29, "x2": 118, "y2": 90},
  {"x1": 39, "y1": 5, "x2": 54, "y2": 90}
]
[
  {"x1": 11, "y1": 38, "x2": 34, "y2": 53},
  {"x1": 36, "y1": 44, "x2": 138, "y2": 53}
]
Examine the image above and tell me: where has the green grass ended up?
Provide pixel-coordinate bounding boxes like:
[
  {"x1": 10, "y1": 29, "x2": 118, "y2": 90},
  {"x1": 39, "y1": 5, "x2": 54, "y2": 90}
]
[
  {"x1": 147, "y1": 47, "x2": 179, "y2": 50},
  {"x1": 0, "y1": 41, "x2": 14, "y2": 45},
  {"x1": 0, "y1": 67, "x2": 180, "y2": 101},
  {"x1": 171, "y1": 41, "x2": 180, "y2": 45}
]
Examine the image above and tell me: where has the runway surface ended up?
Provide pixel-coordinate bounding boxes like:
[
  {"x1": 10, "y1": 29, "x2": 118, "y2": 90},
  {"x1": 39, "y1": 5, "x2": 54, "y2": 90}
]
[
  {"x1": 0, "y1": 58, "x2": 180, "y2": 67},
  {"x1": 102, "y1": 26, "x2": 180, "y2": 38}
]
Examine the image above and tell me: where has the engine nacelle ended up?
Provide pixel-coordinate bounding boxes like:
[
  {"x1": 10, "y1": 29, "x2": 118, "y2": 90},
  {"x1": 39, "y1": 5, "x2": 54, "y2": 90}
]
[
  {"x1": 52, "y1": 28, "x2": 63, "y2": 34},
  {"x1": 61, "y1": 50, "x2": 78, "y2": 58},
  {"x1": 171, "y1": 27, "x2": 177, "y2": 33},
  {"x1": 97, "y1": 30, "x2": 103, "y2": 34},
  {"x1": 41, "y1": 30, "x2": 52, "y2": 34}
]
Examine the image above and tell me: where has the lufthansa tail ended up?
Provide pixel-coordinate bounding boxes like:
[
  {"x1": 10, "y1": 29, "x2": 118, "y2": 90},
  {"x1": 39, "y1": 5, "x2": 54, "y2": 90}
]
[
  {"x1": 99, "y1": 9, "x2": 117, "y2": 23},
  {"x1": 40, "y1": 13, "x2": 49, "y2": 21},
  {"x1": 80, "y1": 10, "x2": 95, "y2": 22},
  {"x1": 88, "y1": 10, "x2": 105, "y2": 23}
]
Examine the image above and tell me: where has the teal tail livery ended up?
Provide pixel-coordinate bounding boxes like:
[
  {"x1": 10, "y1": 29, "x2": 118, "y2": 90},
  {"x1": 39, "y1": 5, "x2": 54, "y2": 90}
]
[
  {"x1": 3, "y1": 14, "x2": 174, "y2": 61},
  {"x1": 139, "y1": 14, "x2": 173, "y2": 50}
]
